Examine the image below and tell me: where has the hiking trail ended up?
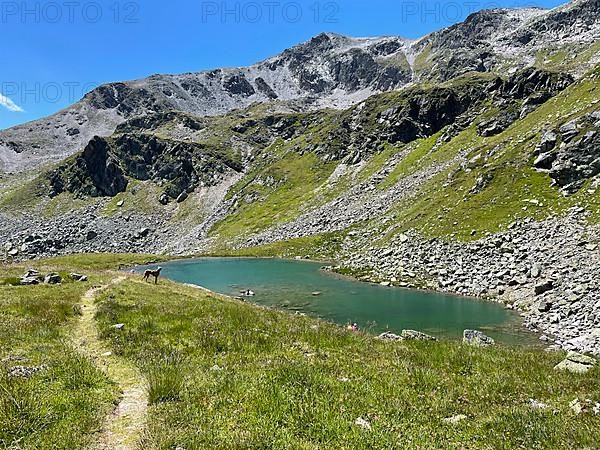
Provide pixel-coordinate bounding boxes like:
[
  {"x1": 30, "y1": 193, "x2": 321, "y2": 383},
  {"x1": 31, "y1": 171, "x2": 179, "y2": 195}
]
[{"x1": 73, "y1": 276, "x2": 147, "y2": 450}]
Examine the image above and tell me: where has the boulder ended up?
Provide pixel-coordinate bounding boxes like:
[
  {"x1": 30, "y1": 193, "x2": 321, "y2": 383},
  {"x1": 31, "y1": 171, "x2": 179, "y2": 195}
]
[
  {"x1": 535, "y1": 280, "x2": 554, "y2": 295},
  {"x1": 20, "y1": 277, "x2": 40, "y2": 286},
  {"x1": 530, "y1": 263, "x2": 542, "y2": 278},
  {"x1": 463, "y1": 330, "x2": 495, "y2": 347},
  {"x1": 378, "y1": 332, "x2": 402, "y2": 342},
  {"x1": 86, "y1": 230, "x2": 98, "y2": 241},
  {"x1": 20, "y1": 269, "x2": 42, "y2": 285},
  {"x1": 537, "y1": 130, "x2": 557, "y2": 153},
  {"x1": 401, "y1": 330, "x2": 437, "y2": 341},
  {"x1": 44, "y1": 273, "x2": 62, "y2": 284},
  {"x1": 70, "y1": 273, "x2": 88, "y2": 282},
  {"x1": 159, "y1": 193, "x2": 170, "y2": 205},
  {"x1": 136, "y1": 228, "x2": 151, "y2": 239},
  {"x1": 554, "y1": 352, "x2": 596, "y2": 374},
  {"x1": 537, "y1": 300, "x2": 553, "y2": 313},
  {"x1": 533, "y1": 152, "x2": 556, "y2": 170},
  {"x1": 176, "y1": 192, "x2": 189, "y2": 203}
]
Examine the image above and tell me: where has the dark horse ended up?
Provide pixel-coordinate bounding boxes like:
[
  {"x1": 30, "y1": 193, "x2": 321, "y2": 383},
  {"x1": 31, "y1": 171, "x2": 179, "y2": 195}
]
[{"x1": 143, "y1": 267, "x2": 162, "y2": 284}]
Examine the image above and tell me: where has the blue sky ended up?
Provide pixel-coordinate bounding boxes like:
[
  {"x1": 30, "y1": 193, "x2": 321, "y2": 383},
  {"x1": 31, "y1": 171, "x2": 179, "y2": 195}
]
[{"x1": 0, "y1": 0, "x2": 567, "y2": 130}]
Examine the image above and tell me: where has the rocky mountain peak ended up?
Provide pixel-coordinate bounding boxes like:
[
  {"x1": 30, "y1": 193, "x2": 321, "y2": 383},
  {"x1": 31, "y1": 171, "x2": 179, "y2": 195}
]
[{"x1": 0, "y1": 0, "x2": 598, "y2": 173}]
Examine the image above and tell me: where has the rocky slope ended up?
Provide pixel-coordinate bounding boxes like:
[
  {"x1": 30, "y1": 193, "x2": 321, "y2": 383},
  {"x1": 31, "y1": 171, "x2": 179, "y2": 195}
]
[{"x1": 1, "y1": 0, "x2": 599, "y2": 173}]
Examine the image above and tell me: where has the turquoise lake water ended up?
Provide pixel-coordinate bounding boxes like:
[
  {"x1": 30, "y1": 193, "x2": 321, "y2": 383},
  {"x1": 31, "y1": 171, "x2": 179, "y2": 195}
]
[{"x1": 139, "y1": 258, "x2": 537, "y2": 345}]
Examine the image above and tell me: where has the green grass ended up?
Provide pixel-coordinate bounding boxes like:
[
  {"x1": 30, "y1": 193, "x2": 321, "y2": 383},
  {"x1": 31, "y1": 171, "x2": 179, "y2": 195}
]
[
  {"x1": 210, "y1": 232, "x2": 344, "y2": 259},
  {"x1": 211, "y1": 148, "x2": 336, "y2": 241},
  {"x1": 0, "y1": 169, "x2": 95, "y2": 218},
  {"x1": 92, "y1": 277, "x2": 600, "y2": 449},
  {"x1": 29, "y1": 253, "x2": 171, "y2": 271},
  {"x1": 146, "y1": 352, "x2": 187, "y2": 405},
  {"x1": 0, "y1": 174, "x2": 47, "y2": 212},
  {"x1": 0, "y1": 262, "x2": 119, "y2": 449},
  {"x1": 0, "y1": 254, "x2": 598, "y2": 448},
  {"x1": 370, "y1": 65, "x2": 600, "y2": 241},
  {"x1": 101, "y1": 179, "x2": 164, "y2": 217}
]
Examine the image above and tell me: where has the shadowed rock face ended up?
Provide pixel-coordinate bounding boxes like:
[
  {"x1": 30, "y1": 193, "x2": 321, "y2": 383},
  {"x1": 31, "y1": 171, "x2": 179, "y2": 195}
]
[
  {"x1": 48, "y1": 133, "x2": 243, "y2": 199},
  {"x1": 538, "y1": 111, "x2": 600, "y2": 194},
  {"x1": 48, "y1": 137, "x2": 129, "y2": 197},
  {"x1": 223, "y1": 74, "x2": 256, "y2": 97}
]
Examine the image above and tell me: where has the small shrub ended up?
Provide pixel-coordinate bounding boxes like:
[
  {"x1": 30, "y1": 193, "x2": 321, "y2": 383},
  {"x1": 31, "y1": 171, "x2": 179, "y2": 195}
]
[
  {"x1": 146, "y1": 352, "x2": 186, "y2": 405},
  {"x1": 0, "y1": 277, "x2": 22, "y2": 286}
]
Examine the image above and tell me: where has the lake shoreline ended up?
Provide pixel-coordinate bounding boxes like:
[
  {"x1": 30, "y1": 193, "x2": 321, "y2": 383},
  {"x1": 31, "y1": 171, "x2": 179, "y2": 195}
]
[{"x1": 136, "y1": 256, "x2": 539, "y2": 346}]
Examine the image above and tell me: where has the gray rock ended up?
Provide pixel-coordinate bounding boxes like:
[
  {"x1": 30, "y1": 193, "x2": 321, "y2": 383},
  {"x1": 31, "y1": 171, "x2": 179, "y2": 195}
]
[
  {"x1": 20, "y1": 277, "x2": 40, "y2": 286},
  {"x1": 538, "y1": 300, "x2": 553, "y2": 313},
  {"x1": 537, "y1": 130, "x2": 557, "y2": 153},
  {"x1": 44, "y1": 273, "x2": 62, "y2": 284},
  {"x1": 24, "y1": 269, "x2": 40, "y2": 278},
  {"x1": 401, "y1": 330, "x2": 437, "y2": 341},
  {"x1": 535, "y1": 280, "x2": 554, "y2": 295},
  {"x1": 463, "y1": 330, "x2": 495, "y2": 347},
  {"x1": 378, "y1": 332, "x2": 402, "y2": 341},
  {"x1": 176, "y1": 192, "x2": 189, "y2": 203},
  {"x1": 137, "y1": 228, "x2": 151, "y2": 239},
  {"x1": 70, "y1": 273, "x2": 88, "y2": 282},
  {"x1": 554, "y1": 352, "x2": 596, "y2": 374},
  {"x1": 159, "y1": 193, "x2": 170, "y2": 205},
  {"x1": 8, "y1": 365, "x2": 47, "y2": 378}
]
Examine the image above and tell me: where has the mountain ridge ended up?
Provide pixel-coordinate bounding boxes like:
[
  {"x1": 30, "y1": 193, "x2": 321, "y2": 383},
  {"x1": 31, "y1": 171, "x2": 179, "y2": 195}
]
[{"x1": 1, "y1": 0, "x2": 598, "y2": 173}]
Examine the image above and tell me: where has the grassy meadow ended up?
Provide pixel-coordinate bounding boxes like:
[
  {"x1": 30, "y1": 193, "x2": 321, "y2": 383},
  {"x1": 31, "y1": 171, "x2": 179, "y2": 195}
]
[{"x1": 0, "y1": 254, "x2": 598, "y2": 449}]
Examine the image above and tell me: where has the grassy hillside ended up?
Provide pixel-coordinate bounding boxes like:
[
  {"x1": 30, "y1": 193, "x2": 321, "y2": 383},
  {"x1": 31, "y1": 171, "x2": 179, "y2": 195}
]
[
  {"x1": 208, "y1": 66, "x2": 600, "y2": 249},
  {"x1": 0, "y1": 263, "x2": 117, "y2": 448},
  {"x1": 2, "y1": 66, "x2": 597, "y2": 257},
  {"x1": 2, "y1": 254, "x2": 598, "y2": 448}
]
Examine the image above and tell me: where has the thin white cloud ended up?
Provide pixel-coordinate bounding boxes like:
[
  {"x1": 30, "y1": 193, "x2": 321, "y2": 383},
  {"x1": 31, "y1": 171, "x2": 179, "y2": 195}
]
[{"x1": 0, "y1": 93, "x2": 24, "y2": 112}]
